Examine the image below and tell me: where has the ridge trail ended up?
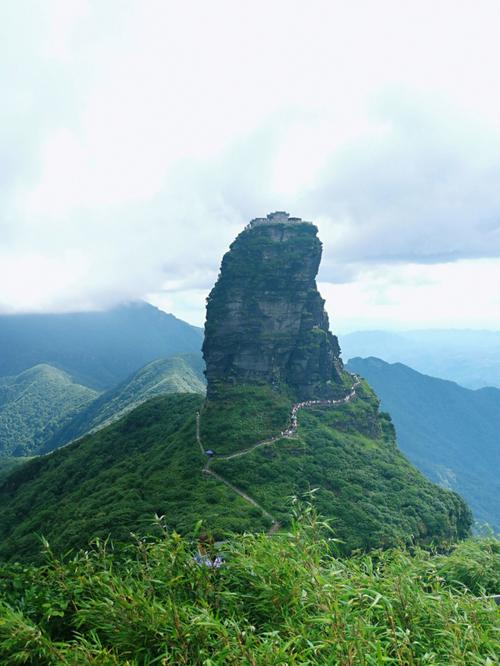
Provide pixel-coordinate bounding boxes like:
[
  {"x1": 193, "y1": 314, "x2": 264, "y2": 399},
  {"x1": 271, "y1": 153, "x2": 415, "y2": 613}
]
[{"x1": 197, "y1": 375, "x2": 361, "y2": 529}]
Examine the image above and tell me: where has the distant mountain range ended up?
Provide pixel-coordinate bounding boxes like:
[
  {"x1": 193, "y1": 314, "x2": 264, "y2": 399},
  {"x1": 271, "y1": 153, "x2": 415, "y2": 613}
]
[
  {"x1": 347, "y1": 357, "x2": 500, "y2": 531},
  {"x1": 0, "y1": 354, "x2": 205, "y2": 460},
  {"x1": 42, "y1": 354, "x2": 206, "y2": 453},
  {"x1": 0, "y1": 302, "x2": 202, "y2": 390},
  {"x1": 341, "y1": 329, "x2": 500, "y2": 389},
  {"x1": 0, "y1": 302, "x2": 205, "y2": 462}
]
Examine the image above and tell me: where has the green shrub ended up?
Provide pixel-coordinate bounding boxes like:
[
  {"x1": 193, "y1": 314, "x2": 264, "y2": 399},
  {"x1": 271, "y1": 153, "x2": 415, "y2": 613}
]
[{"x1": 0, "y1": 505, "x2": 497, "y2": 664}]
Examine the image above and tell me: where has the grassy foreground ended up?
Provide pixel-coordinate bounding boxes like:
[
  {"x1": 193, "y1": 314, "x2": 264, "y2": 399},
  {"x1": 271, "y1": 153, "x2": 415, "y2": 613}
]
[{"x1": 0, "y1": 504, "x2": 498, "y2": 665}]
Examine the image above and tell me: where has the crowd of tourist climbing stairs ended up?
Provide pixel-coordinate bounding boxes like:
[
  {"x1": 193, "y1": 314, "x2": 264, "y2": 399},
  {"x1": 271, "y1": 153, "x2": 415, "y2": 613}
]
[{"x1": 195, "y1": 375, "x2": 361, "y2": 529}]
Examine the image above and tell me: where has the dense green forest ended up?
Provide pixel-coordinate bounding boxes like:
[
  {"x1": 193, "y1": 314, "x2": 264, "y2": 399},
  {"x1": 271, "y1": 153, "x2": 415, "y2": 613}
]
[
  {"x1": 42, "y1": 354, "x2": 206, "y2": 453},
  {"x1": 205, "y1": 380, "x2": 471, "y2": 551},
  {"x1": 0, "y1": 456, "x2": 34, "y2": 481},
  {"x1": 0, "y1": 365, "x2": 98, "y2": 457},
  {"x1": 0, "y1": 506, "x2": 497, "y2": 664},
  {"x1": 0, "y1": 380, "x2": 471, "y2": 562},
  {"x1": 348, "y1": 357, "x2": 500, "y2": 530}
]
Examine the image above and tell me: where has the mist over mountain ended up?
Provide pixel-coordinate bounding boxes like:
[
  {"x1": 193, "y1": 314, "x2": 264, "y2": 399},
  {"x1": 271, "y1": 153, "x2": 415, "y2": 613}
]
[
  {"x1": 0, "y1": 302, "x2": 202, "y2": 390},
  {"x1": 0, "y1": 302, "x2": 204, "y2": 462},
  {"x1": 347, "y1": 356, "x2": 500, "y2": 531},
  {"x1": 341, "y1": 329, "x2": 500, "y2": 389},
  {"x1": 0, "y1": 353, "x2": 205, "y2": 466}
]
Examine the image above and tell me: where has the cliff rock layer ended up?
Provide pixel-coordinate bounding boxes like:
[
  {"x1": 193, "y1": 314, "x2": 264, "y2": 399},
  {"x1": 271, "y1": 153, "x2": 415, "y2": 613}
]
[{"x1": 203, "y1": 212, "x2": 344, "y2": 398}]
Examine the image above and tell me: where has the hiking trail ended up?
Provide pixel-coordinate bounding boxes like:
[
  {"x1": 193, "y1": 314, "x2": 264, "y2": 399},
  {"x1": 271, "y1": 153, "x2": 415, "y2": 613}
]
[{"x1": 197, "y1": 375, "x2": 361, "y2": 531}]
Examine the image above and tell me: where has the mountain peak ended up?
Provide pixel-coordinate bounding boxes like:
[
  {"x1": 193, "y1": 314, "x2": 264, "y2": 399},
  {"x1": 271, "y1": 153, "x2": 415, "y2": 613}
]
[
  {"x1": 202, "y1": 214, "x2": 343, "y2": 399},
  {"x1": 245, "y1": 211, "x2": 314, "y2": 228}
]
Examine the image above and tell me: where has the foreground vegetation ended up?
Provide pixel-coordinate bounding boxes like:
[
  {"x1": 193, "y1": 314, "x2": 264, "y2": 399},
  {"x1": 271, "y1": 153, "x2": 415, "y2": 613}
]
[{"x1": 0, "y1": 505, "x2": 497, "y2": 665}]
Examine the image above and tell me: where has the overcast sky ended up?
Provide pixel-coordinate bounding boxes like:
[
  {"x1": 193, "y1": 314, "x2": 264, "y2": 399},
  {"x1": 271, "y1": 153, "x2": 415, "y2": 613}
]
[{"x1": 2, "y1": 0, "x2": 500, "y2": 331}]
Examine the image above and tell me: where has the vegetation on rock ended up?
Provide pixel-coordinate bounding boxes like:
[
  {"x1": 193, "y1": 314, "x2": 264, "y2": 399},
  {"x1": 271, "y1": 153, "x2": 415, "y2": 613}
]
[{"x1": 203, "y1": 219, "x2": 343, "y2": 400}]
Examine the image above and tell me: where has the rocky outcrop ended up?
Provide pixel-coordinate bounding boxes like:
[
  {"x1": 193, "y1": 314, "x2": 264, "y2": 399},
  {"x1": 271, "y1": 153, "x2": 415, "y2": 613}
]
[{"x1": 203, "y1": 212, "x2": 344, "y2": 398}]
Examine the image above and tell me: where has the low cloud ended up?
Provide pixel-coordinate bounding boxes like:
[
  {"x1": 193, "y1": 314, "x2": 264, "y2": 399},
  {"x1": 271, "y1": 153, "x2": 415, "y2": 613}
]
[
  {"x1": 311, "y1": 94, "x2": 500, "y2": 279},
  {"x1": 2, "y1": 1, "x2": 500, "y2": 328}
]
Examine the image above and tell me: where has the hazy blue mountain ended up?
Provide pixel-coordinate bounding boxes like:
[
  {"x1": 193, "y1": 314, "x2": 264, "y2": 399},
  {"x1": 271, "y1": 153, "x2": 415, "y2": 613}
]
[
  {"x1": 347, "y1": 357, "x2": 500, "y2": 530},
  {"x1": 42, "y1": 354, "x2": 206, "y2": 452},
  {"x1": 340, "y1": 329, "x2": 500, "y2": 389},
  {"x1": 0, "y1": 302, "x2": 203, "y2": 389},
  {"x1": 0, "y1": 365, "x2": 98, "y2": 456}
]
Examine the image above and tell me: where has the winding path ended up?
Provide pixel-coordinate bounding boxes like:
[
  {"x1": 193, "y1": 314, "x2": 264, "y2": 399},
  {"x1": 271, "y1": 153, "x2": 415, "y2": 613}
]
[{"x1": 197, "y1": 375, "x2": 361, "y2": 529}]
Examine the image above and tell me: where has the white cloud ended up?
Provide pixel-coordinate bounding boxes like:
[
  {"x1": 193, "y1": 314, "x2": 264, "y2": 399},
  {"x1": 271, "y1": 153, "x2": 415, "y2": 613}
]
[
  {"x1": 309, "y1": 94, "x2": 500, "y2": 271},
  {"x1": 2, "y1": 0, "x2": 500, "y2": 330},
  {"x1": 321, "y1": 259, "x2": 500, "y2": 333}
]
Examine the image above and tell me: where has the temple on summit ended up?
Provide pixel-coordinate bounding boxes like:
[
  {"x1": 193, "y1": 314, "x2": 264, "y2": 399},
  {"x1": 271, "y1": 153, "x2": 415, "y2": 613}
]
[{"x1": 246, "y1": 211, "x2": 313, "y2": 229}]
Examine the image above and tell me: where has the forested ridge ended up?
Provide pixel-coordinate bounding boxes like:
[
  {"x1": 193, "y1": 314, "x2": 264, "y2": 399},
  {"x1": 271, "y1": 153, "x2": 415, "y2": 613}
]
[
  {"x1": 348, "y1": 356, "x2": 500, "y2": 530},
  {"x1": 0, "y1": 379, "x2": 471, "y2": 562}
]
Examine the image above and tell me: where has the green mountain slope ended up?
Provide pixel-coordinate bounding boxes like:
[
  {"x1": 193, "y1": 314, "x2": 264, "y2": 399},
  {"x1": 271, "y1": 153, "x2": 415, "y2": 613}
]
[
  {"x1": 0, "y1": 380, "x2": 471, "y2": 562},
  {"x1": 202, "y1": 380, "x2": 470, "y2": 550},
  {"x1": 0, "y1": 394, "x2": 263, "y2": 561},
  {"x1": 0, "y1": 456, "x2": 34, "y2": 481},
  {"x1": 42, "y1": 354, "x2": 206, "y2": 452},
  {"x1": 0, "y1": 365, "x2": 98, "y2": 457},
  {"x1": 347, "y1": 357, "x2": 500, "y2": 531},
  {"x1": 0, "y1": 302, "x2": 202, "y2": 390},
  {"x1": 0, "y1": 215, "x2": 472, "y2": 563}
]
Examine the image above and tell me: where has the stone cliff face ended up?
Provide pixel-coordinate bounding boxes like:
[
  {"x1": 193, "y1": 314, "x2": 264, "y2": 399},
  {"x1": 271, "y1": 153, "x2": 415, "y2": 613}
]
[{"x1": 203, "y1": 212, "x2": 344, "y2": 398}]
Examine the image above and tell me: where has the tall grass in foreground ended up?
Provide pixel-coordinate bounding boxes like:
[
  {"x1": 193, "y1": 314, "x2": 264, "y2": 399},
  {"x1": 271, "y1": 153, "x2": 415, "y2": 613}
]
[{"x1": 0, "y1": 504, "x2": 498, "y2": 665}]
